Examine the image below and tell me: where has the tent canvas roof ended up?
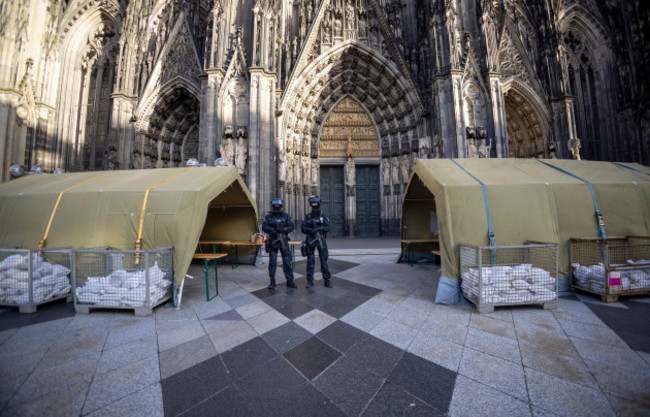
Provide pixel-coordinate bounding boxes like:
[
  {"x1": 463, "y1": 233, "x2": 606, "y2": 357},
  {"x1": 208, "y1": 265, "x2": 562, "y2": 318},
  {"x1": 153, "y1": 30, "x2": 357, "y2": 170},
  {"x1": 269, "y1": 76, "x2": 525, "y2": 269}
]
[
  {"x1": 403, "y1": 159, "x2": 650, "y2": 287},
  {"x1": 0, "y1": 167, "x2": 259, "y2": 282}
]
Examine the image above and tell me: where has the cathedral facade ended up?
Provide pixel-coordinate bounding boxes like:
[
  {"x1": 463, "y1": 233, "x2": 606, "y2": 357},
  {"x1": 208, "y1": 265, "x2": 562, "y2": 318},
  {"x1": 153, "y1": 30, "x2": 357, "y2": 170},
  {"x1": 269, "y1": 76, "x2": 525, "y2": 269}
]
[{"x1": 1, "y1": 0, "x2": 648, "y2": 236}]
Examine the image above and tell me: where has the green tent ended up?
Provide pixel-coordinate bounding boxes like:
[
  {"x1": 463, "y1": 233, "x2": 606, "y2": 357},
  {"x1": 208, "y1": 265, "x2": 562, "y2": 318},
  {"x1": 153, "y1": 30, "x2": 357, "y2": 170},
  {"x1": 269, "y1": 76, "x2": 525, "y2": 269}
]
[
  {"x1": 402, "y1": 159, "x2": 650, "y2": 304},
  {"x1": 0, "y1": 167, "x2": 259, "y2": 284}
]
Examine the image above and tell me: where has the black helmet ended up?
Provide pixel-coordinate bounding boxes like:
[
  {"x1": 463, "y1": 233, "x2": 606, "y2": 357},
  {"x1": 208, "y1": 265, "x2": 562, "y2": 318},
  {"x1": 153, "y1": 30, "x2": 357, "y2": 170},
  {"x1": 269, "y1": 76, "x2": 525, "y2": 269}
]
[
  {"x1": 308, "y1": 195, "x2": 321, "y2": 212},
  {"x1": 271, "y1": 198, "x2": 283, "y2": 214}
]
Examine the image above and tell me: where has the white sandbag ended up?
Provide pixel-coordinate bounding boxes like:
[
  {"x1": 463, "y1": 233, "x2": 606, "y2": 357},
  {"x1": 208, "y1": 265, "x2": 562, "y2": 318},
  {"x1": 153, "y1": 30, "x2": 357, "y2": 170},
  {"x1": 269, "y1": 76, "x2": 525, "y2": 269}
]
[
  {"x1": 52, "y1": 264, "x2": 71, "y2": 277},
  {"x1": 511, "y1": 279, "x2": 530, "y2": 290},
  {"x1": 38, "y1": 262, "x2": 53, "y2": 275},
  {"x1": 103, "y1": 285, "x2": 128, "y2": 296},
  {"x1": 123, "y1": 271, "x2": 145, "y2": 289},
  {"x1": 40, "y1": 274, "x2": 61, "y2": 286},
  {"x1": 629, "y1": 270, "x2": 648, "y2": 282},
  {"x1": 573, "y1": 265, "x2": 590, "y2": 282},
  {"x1": 4, "y1": 268, "x2": 29, "y2": 281},
  {"x1": 587, "y1": 264, "x2": 606, "y2": 280},
  {"x1": 0, "y1": 254, "x2": 23, "y2": 272},
  {"x1": 147, "y1": 262, "x2": 166, "y2": 285},
  {"x1": 79, "y1": 280, "x2": 103, "y2": 294},
  {"x1": 76, "y1": 289, "x2": 98, "y2": 304}
]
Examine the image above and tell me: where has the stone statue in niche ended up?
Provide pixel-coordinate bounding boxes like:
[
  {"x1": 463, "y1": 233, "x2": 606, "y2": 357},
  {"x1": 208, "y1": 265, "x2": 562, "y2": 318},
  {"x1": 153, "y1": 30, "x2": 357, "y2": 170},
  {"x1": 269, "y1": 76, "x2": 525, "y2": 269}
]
[
  {"x1": 311, "y1": 159, "x2": 319, "y2": 187},
  {"x1": 278, "y1": 149, "x2": 287, "y2": 182},
  {"x1": 132, "y1": 152, "x2": 142, "y2": 169},
  {"x1": 569, "y1": 138, "x2": 581, "y2": 160},
  {"x1": 236, "y1": 126, "x2": 248, "y2": 138},
  {"x1": 391, "y1": 156, "x2": 400, "y2": 185},
  {"x1": 235, "y1": 136, "x2": 247, "y2": 175},
  {"x1": 400, "y1": 154, "x2": 410, "y2": 183},
  {"x1": 382, "y1": 159, "x2": 390, "y2": 185},
  {"x1": 334, "y1": 17, "x2": 342, "y2": 37},
  {"x1": 346, "y1": 0, "x2": 355, "y2": 29},
  {"x1": 220, "y1": 137, "x2": 235, "y2": 165}
]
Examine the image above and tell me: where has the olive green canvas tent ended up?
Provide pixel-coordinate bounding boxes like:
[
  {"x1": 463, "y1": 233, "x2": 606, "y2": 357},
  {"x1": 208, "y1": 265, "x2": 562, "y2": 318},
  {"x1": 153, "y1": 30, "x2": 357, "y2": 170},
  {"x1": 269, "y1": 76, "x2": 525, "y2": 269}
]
[
  {"x1": 0, "y1": 167, "x2": 259, "y2": 285},
  {"x1": 402, "y1": 159, "x2": 650, "y2": 304}
]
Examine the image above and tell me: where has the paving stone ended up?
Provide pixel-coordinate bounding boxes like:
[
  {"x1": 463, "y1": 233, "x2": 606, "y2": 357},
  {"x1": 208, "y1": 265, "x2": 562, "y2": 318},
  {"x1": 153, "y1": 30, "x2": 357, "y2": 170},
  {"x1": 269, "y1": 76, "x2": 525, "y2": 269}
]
[
  {"x1": 558, "y1": 319, "x2": 628, "y2": 348},
  {"x1": 361, "y1": 381, "x2": 444, "y2": 417},
  {"x1": 316, "y1": 320, "x2": 367, "y2": 353},
  {"x1": 159, "y1": 335, "x2": 218, "y2": 379},
  {"x1": 387, "y1": 305, "x2": 429, "y2": 329},
  {"x1": 105, "y1": 317, "x2": 156, "y2": 349},
  {"x1": 570, "y1": 336, "x2": 649, "y2": 372},
  {"x1": 0, "y1": 373, "x2": 29, "y2": 411},
  {"x1": 407, "y1": 331, "x2": 463, "y2": 372},
  {"x1": 284, "y1": 336, "x2": 342, "y2": 380},
  {"x1": 464, "y1": 327, "x2": 522, "y2": 364},
  {"x1": 2, "y1": 379, "x2": 90, "y2": 417},
  {"x1": 448, "y1": 375, "x2": 531, "y2": 417},
  {"x1": 388, "y1": 352, "x2": 457, "y2": 413},
  {"x1": 583, "y1": 358, "x2": 650, "y2": 403},
  {"x1": 207, "y1": 320, "x2": 257, "y2": 353},
  {"x1": 179, "y1": 385, "x2": 254, "y2": 417},
  {"x1": 359, "y1": 297, "x2": 398, "y2": 317},
  {"x1": 341, "y1": 306, "x2": 383, "y2": 332},
  {"x1": 294, "y1": 308, "x2": 337, "y2": 334},
  {"x1": 313, "y1": 350, "x2": 384, "y2": 416},
  {"x1": 83, "y1": 354, "x2": 160, "y2": 414},
  {"x1": 273, "y1": 299, "x2": 314, "y2": 319},
  {"x1": 204, "y1": 309, "x2": 243, "y2": 321},
  {"x1": 343, "y1": 334, "x2": 404, "y2": 378},
  {"x1": 96, "y1": 334, "x2": 158, "y2": 376},
  {"x1": 157, "y1": 319, "x2": 205, "y2": 352},
  {"x1": 469, "y1": 313, "x2": 517, "y2": 339},
  {"x1": 427, "y1": 305, "x2": 471, "y2": 326},
  {"x1": 227, "y1": 293, "x2": 261, "y2": 309},
  {"x1": 525, "y1": 367, "x2": 616, "y2": 417},
  {"x1": 605, "y1": 393, "x2": 650, "y2": 417},
  {"x1": 261, "y1": 321, "x2": 312, "y2": 353},
  {"x1": 246, "y1": 308, "x2": 290, "y2": 335},
  {"x1": 458, "y1": 347, "x2": 527, "y2": 401},
  {"x1": 85, "y1": 383, "x2": 164, "y2": 417},
  {"x1": 420, "y1": 318, "x2": 469, "y2": 345},
  {"x1": 235, "y1": 299, "x2": 273, "y2": 320},
  {"x1": 519, "y1": 340, "x2": 598, "y2": 389},
  {"x1": 370, "y1": 316, "x2": 419, "y2": 350},
  {"x1": 161, "y1": 355, "x2": 232, "y2": 416},
  {"x1": 221, "y1": 337, "x2": 278, "y2": 381}
]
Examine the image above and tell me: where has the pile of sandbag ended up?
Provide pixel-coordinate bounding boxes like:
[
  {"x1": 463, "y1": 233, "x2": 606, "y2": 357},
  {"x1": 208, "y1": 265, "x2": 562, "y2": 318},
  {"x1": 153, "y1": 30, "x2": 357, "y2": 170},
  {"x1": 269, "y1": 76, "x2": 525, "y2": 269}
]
[
  {"x1": 461, "y1": 263, "x2": 557, "y2": 305},
  {"x1": 0, "y1": 253, "x2": 71, "y2": 305},
  {"x1": 572, "y1": 260, "x2": 650, "y2": 292},
  {"x1": 75, "y1": 262, "x2": 171, "y2": 307}
]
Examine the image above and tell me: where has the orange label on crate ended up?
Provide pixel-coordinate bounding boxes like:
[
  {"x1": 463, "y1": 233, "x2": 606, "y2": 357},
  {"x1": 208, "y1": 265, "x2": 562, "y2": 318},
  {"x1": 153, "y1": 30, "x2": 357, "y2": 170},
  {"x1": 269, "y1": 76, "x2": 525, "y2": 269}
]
[{"x1": 609, "y1": 271, "x2": 621, "y2": 286}]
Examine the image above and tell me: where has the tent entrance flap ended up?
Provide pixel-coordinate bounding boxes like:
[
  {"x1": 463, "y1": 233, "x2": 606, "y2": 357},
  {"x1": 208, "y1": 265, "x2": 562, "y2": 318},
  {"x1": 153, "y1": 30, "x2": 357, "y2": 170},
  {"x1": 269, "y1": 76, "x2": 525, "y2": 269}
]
[{"x1": 401, "y1": 174, "x2": 439, "y2": 264}]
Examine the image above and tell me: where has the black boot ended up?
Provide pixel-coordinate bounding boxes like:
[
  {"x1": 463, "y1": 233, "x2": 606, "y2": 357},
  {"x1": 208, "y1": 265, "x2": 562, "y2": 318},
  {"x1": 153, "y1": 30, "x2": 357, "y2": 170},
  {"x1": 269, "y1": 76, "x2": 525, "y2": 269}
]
[
  {"x1": 306, "y1": 280, "x2": 313, "y2": 288},
  {"x1": 324, "y1": 279, "x2": 332, "y2": 288},
  {"x1": 286, "y1": 279, "x2": 297, "y2": 288},
  {"x1": 267, "y1": 278, "x2": 276, "y2": 289}
]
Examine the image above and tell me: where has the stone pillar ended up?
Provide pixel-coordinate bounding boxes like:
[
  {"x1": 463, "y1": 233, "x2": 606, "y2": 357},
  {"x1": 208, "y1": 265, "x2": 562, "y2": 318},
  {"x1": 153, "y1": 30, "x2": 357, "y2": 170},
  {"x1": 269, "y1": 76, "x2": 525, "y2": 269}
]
[
  {"x1": 451, "y1": 72, "x2": 466, "y2": 158},
  {"x1": 488, "y1": 74, "x2": 507, "y2": 158},
  {"x1": 345, "y1": 157, "x2": 355, "y2": 236}
]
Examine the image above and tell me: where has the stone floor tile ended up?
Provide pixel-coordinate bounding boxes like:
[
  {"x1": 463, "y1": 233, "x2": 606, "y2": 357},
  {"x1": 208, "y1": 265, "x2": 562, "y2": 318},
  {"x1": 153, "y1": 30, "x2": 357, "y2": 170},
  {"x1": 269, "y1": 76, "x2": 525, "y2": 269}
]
[
  {"x1": 342, "y1": 334, "x2": 404, "y2": 379},
  {"x1": 427, "y1": 305, "x2": 472, "y2": 326},
  {"x1": 448, "y1": 375, "x2": 531, "y2": 417},
  {"x1": 407, "y1": 331, "x2": 463, "y2": 372},
  {"x1": 605, "y1": 393, "x2": 650, "y2": 417},
  {"x1": 2, "y1": 379, "x2": 90, "y2": 417},
  {"x1": 361, "y1": 381, "x2": 444, "y2": 417},
  {"x1": 105, "y1": 317, "x2": 156, "y2": 349},
  {"x1": 458, "y1": 347, "x2": 528, "y2": 401},
  {"x1": 516, "y1": 322, "x2": 577, "y2": 358},
  {"x1": 387, "y1": 305, "x2": 428, "y2": 329},
  {"x1": 227, "y1": 293, "x2": 260, "y2": 309},
  {"x1": 638, "y1": 350, "x2": 650, "y2": 366},
  {"x1": 387, "y1": 352, "x2": 457, "y2": 413},
  {"x1": 261, "y1": 321, "x2": 312, "y2": 353},
  {"x1": 316, "y1": 320, "x2": 367, "y2": 353},
  {"x1": 570, "y1": 336, "x2": 649, "y2": 372},
  {"x1": 246, "y1": 308, "x2": 290, "y2": 335},
  {"x1": 558, "y1": 319, "x2": 628, "y2": 348},
  {"x1": 284, "y1": 336, "x2": 342, "y2": 380},
  {"x1": 157, "y1": 319, "x2": 206, "y2": 352},
  {"x1": 85, "y1": 383, "x2": 164, "y2": 417},
  {"x1": 583, "y1": 358, "x2": 650, "y2": 403},
  {"x1": 370, "y1": 317, "x2": 419, "y2": 350},
  {"x1": 519, "y1": 340, "x2": 598, "y2": 389},
  {"x1": 464, "y1": 327, "x2": 522, "y2": 364},
  {"x1": 96, "y1": 334, "x2": 158, "y2": 376},
  {"x1": 0, "y1": 373, "x2": 29, "y2": 411},
  {"x1": 552, "y1": 309, "x2": 606, "y2": 327},
  {"x1": 341, "y1": 306, "x2": 383, "y2": 332},
  {"x1": 420, "y1": 319, "x2": 469, "y2": 345},
  {"x1": 531, "y1": 406, "x2": 562, "y2": 417},
  {"x1": 159, "y1": 335, "x2": 218, "y2": 379},
  {"x1": 235, "y1": 299, "x2": 272, "y2": 320},
  {"x1": 222, "y1": 337, "x2": 278, "y2": 380},
  {"x1": 469, "y1": 313, "x2": 517, "y2": 339},
  {"x1": 359, "y1": 297, "x2": 398, "y2": 317},
  {"x1": 83, "y1": 354, "x2": 160, "y2": 414},
  {"x1": 525, "y1": 367, "x2": 616, "y2": 417},
  {"x1": 294, "y1": 309, "x2": 337, "y2": 334},
  {"x1": 207, "y1": 320, "x2": 257, "y2": 353}
]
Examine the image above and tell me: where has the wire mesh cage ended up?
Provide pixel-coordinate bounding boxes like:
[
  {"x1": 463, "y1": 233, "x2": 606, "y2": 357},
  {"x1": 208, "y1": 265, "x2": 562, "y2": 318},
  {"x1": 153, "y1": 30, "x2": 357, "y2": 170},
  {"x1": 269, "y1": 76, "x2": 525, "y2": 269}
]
[
  {"x1": 570, "y1": 236, "x2": 650, "y2": 302},
  {"x1": 73, "y1": 247, "x2": 173, "y2": 316},
  {"x1": 459, "y1": 243, "x2": 558, "y2": 313},
  {"x1": 0, "y1": 247, "x2": 73, "y2": 313}
]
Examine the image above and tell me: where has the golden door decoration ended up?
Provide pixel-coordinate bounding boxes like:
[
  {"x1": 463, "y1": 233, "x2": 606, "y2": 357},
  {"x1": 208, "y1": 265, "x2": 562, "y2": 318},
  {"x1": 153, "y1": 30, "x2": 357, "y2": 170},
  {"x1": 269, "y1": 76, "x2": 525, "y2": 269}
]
[{"x1": 320, "y1": 97, "x2": 379, "y2": 158}]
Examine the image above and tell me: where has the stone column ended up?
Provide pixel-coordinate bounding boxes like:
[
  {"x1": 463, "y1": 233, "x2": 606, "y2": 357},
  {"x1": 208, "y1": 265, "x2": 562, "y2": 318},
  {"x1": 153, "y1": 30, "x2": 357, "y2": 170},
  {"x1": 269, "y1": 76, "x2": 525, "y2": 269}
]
[
  {"x1": 345, "y1": 157, "x2": 355, "y2": 236},
  {"x1": 488, "y1": 74, "x2": 507, "y2": 158}
]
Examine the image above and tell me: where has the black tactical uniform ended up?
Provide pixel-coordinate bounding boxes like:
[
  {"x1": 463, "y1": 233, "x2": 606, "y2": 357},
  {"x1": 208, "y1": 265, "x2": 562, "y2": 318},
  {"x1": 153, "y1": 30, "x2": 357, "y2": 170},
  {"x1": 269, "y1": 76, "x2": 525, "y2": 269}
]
[
  {"x1": 262, "y1": 199, "x2": 296, "y2": 289},
  {"x1": 301, "y1": 196, "x2": 331, "y2": 288}
]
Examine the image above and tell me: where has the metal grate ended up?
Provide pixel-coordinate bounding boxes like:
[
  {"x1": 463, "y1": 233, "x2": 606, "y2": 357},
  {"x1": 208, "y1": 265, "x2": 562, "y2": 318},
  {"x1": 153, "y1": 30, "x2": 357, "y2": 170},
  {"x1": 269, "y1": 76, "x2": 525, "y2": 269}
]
[
  {"x1": 460, "y1": 243, "x2": 558, "y2": 313},
  {"x1": 0, "y1": 248, "x2": 73, "y2": 313},
  {"x1": 73, "y1": 247, "x2": 173, "y2": 315},
  {"x1": 570, "y1": 236, "x2": 650, "y2": 300}
]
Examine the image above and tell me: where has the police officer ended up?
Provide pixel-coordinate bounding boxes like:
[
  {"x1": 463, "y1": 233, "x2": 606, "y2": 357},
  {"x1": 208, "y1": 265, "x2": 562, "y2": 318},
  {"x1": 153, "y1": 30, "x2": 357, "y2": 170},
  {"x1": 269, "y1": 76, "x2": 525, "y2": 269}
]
[
  {"x1": 301, "y1": 196, "x2": 332, "y2": 288},
  {"x1": 262, "y1": 198, "x2": 296, "y2": 289}
]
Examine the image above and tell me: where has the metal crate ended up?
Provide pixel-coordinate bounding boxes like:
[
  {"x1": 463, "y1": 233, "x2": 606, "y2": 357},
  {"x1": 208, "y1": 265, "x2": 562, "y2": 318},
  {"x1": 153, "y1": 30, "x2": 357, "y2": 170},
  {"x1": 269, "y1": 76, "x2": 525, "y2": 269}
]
[
  {"x1": 570, "y1": 236, "x2": 650, "y2": 302},
  {"x1": 459, "y1": 243, "x2": 559, "y2": 313},
  {"x1": 73, "y1": 247, "x2": 173, "y2": 316},
  {"x1": 0, "y1": 247, "x2": 73, "y2": 313}
]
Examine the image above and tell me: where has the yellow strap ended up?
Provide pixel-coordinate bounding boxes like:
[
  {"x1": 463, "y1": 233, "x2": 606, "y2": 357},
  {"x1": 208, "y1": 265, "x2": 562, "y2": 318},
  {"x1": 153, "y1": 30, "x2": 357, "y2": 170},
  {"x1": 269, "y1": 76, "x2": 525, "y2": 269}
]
[
  {"x1": 39, "y1": 172, "x2": 112, "y2": 249},
  {"x1": 136, "y1": 168, "x2": 194, "y2": 250}
]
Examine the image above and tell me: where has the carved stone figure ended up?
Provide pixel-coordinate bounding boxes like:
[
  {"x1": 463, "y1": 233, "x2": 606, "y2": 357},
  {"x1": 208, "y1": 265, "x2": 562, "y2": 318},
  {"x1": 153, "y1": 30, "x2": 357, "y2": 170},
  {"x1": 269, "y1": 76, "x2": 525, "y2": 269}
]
[
  {"x1": 221, "y1": 138, "x2": 234, "y2": 165},
  {"x1": 382, "y1": 159, "x2": 390, "y2": 185},
  {"x1": 345, "y1": 158, "x2": 355, "y2": 186},
  {"x1": 235, "y1": 137, "x2": 247, "y2": 175},
  {"x1": 400, "y1": 154, "x2": 410, "y2": 183},
  {"x1": 278, "y1": 149, "x2": 287, "y2": 182},
  {"x1": 311, "y1": 158, "x2": 319, "y2": 187},
  {"x1": 390, "y1": 156, "x2": 400, "y2": 185}
]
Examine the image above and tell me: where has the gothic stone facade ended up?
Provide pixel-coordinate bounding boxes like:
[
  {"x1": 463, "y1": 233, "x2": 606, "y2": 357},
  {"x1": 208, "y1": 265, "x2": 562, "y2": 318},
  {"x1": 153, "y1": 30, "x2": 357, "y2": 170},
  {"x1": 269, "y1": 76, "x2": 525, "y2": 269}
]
[{"x1": 1, "y1": 0, "x2": 649, "y2": 235}]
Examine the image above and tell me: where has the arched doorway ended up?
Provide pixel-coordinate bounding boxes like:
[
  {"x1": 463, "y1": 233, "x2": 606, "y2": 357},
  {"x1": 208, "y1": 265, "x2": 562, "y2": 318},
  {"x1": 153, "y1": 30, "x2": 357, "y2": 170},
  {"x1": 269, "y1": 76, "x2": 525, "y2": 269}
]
[
  {"x1": 319, "y1": 96, "x2": 380, "y2": 237},
  {"x1": 503, "y1": 84, "x2": 551, "y2": 158}
]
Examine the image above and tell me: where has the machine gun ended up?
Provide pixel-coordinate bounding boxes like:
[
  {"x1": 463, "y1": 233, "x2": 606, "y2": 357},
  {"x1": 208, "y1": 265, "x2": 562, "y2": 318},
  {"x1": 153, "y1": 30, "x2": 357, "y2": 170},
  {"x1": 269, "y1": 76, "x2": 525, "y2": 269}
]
[
  {"x1": 270, "y1": 216, "x2": 289, "y2": 251},
  {"x1": 308, "y1": 217, "x2": 325, "y2": 248}
]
